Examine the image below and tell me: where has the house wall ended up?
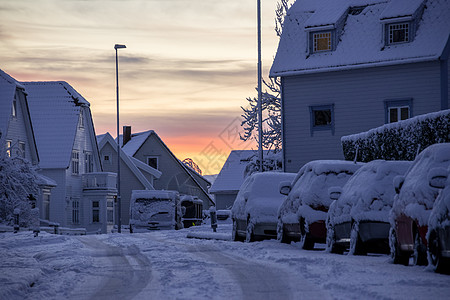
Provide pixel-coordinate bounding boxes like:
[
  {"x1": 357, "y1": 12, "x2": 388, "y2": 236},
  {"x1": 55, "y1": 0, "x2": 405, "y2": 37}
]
[
  {"x1": 39, "y1": 169, "x2": 67, "y2": 226},
  {"x1": 6, "y1": 89, "x2": 33, "y2": 162},
  {"x1": 133, "y1": 134, "x2": 212, "y2": 208},
  {"x1": 282, "y1": 61, "x2": 443, "y2": 173},
  {"x1": 214, "y1": 192, "x2": 238, "y2": 210},
  {"x1": 100, "y1": 142, "x2": 146, "y2": 225}
]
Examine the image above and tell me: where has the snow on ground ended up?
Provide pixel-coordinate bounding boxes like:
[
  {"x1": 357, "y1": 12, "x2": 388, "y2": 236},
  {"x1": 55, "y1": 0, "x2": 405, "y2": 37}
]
[{"x1": 1, "y1": 218, "x2": 449, "y2": 300}]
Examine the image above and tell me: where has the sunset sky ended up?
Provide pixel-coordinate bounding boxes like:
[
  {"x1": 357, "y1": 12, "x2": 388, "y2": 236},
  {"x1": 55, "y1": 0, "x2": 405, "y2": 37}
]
[{"x1": 0, "y1": 0, "x2": 281, "y2": 175}]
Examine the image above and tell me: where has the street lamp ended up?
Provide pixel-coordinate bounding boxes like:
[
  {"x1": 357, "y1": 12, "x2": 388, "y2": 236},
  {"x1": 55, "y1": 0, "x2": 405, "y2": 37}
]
[
  {"x1": 257, "y1": 0, "x2": 263, "y2": 172},
  {"x1": 115, "y1": 43, "x2": 126, "y2": 233}
]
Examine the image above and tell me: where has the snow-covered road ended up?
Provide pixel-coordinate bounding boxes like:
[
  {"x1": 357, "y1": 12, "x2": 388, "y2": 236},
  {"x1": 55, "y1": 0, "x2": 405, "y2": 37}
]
[{"x1": 1, "y1": 222, "x2": 449, "y2": 300}]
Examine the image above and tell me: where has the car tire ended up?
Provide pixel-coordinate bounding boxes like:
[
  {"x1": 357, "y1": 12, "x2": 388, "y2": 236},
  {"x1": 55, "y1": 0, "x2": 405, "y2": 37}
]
[
  {"x1": 278, "y1": 219, "x2": 291, "y2": 244},
  {"x1": 390, "y1": 228, "x2": 409, "y2": 266},
  {"x1": 246, "y1": 217, "x2": 255, "y2": 243},
  {"x1": 413, "y1": 230, "x2": 427, "y2": 266},
  {"x1": 232, "y1": 219, "x2": 243, "y2": 242},
  {"x1": 327, "y1": 227, "x2": 344, "y2": 255},
  {"x1": 428, "y1": 229, "x2": 449, "y2": 273},
  {"x1": 302, "y1": 233, "x2": 314, "y2": 250},
  {"x1": 351, "y1": 223, "x2": 366, "y2": 256}
]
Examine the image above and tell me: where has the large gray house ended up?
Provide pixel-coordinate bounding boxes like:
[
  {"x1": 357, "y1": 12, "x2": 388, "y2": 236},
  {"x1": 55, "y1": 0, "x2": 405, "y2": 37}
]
[{"x1": 270, "y1": 0, "x2": 450, "y2": 173}]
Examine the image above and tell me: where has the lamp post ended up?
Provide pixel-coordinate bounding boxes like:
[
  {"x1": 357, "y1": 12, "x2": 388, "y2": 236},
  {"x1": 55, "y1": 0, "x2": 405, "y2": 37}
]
[
  {"x1": 257, "y1": 0, "x2": 263, "y2": 172},
  {"x1": 115, "y1": 43, "x2": 126, "y2": 233}
]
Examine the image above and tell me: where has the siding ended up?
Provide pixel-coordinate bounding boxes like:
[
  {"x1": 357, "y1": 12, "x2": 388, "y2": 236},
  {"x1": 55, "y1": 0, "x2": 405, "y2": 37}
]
[{"x1": 283, "y1": 61, "x2": 442, "y2": 173}]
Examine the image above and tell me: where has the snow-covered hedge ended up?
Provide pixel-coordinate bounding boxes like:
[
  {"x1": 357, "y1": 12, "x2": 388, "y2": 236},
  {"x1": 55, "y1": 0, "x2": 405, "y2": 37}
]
[{"x1": 341, "y1": 110, "x2": 450, "y2": 162}]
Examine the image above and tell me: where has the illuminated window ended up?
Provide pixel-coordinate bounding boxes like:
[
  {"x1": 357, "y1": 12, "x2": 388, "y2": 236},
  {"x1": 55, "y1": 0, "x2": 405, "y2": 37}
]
[
  {"x1": 313, "y1": 32, "x2": 332, "y2": 52},
  {"x1": 6, "y1": 140, "x2": 12, "y2": 157},
  {"x1": 12, "y1": 100, "x2": 17, "y2": 117}
]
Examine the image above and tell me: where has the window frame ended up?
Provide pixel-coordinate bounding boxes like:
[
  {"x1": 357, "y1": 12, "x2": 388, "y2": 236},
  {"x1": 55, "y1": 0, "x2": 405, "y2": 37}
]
[
  {"x1": 309, "y1": 104, "x2": 335, "y2": 136},
  {"x1": 384, "y1": 99, "x2": 413, "y2": 123},
  {"x1": 385, "y1": 21, "x2": 412, "y2": 46},
  {"x1": 72, "y1": 150, "x2": 80, "y2": 175},
  {"x1": 92, "y1": 200, "x2": 100, "y2": 223},
  {"x1": 84, "y1": 151, "x2": 94, "y2": 173},
  {"x1": 72, "y1": 199, "x2": 80, "y2": 224},
  {"x1": 309, "y1": 30, "x2": 335, "y2": 54},
  {"x1": 18, "y1": 141, "x2": 25, "y2": 158},
  {"x1": 146, "y1": 156, "x2": 159, "y2": 170}
]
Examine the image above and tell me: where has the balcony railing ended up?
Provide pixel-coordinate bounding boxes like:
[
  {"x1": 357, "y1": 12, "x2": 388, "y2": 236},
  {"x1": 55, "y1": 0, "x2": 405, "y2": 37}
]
[{"x1": 82, "y1": 172, "x2": 117, "y2": 191}]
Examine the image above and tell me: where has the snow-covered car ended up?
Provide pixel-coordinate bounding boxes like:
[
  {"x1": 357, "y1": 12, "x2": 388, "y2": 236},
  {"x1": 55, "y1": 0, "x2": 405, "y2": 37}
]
[
  {"x1": 390, "y1": 143, "x2": 450, "y2": 266},
  {"x1": 129, "y1": 190, "x2": 183, "y2": 232},
  {"x1": 277, "y1": 160, "x2": 362, "y2": 249},
  {"x1": 231, "y1": 172, "x2": 296, "y2": 242},
  {"x1": 180, "y1": 195, "x2": 203, "y2": 228},
  {"x1": 327, "y1": 160, "x2": 411, "y2": 255},
  {"x1": 427, "y1": 166, "x2": 450, "y2": 274}
]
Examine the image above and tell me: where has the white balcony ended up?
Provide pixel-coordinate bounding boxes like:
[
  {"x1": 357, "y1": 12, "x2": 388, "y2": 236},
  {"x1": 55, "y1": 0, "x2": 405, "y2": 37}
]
[{"x1": 82, "y1": 172, "x2": 117, "y2": 191}]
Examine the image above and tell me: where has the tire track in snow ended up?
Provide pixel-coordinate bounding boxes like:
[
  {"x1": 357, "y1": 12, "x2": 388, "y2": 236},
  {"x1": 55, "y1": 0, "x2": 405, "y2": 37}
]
[{"x1": 74, "y1": 236, "x2": 152, "y2": 300}]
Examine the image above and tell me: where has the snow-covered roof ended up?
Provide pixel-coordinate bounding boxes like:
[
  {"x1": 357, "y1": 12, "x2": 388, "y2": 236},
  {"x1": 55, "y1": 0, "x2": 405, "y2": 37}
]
[
  {"x1": 270, "y1": 0, "x2": 450, "y2": 77},
  {"x1": 0, "y1": 70, "x2": 19, "y2": 140},
  {"x1": 209, "y1": 150, "x2": 257, "y2": 194},
  {"x1": 23, "y1": 81, "x2": 88, "y2": 169}
]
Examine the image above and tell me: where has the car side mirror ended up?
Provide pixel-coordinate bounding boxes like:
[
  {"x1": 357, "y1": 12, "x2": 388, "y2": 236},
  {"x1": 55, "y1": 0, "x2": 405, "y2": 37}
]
[
  {"x1": 279, "y1": 181, "x2": 292, "y2": 196},
  {"x1": 393, "y1": 175, "x2": 405, "y2": 194},
  {"x1": 428, "y1": 167, "x2": 448, "y2": 189},
  {"x1": 329, "y1": 186, "x2": 343, "y2": 201},
  {"x1": 244, "y1": 192, "x2": 250, "y2": 202}
]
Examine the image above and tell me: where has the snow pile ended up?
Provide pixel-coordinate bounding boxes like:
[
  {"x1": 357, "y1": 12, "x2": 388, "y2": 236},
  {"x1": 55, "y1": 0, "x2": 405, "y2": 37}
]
[
  {"x1": 342, "y1": 109, "x2": 450, "y2": 162},
  {"x1": 232, "y1": 172, "x2": 296, "y2": 223},
  {"x1": 279, "y1": 160, "x2": 362, "y2": 225},
  {"x1": 329, "y1": 160, "x2": 411, "y2": 226},
  {"x1": 390, "y1": 143, "x2": 450, "y2": 227}
]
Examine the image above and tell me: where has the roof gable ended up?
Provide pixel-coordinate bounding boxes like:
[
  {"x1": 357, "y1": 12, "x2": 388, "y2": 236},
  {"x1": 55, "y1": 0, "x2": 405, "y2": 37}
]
[
  {"x1": 270, "y1": 0, "x2": 450, "y2": 77},
  {"x1": 23, "y1": 81, "x2": 88, "y2": 169}
]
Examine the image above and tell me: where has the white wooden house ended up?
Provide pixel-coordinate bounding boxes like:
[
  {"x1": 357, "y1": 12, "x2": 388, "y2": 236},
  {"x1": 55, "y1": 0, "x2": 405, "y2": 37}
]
[
  {"x1": 119, "y1": 127, "x2": 215, "y2": 208},
  {"x1": 24, "y1": 81, "x2": 117, "y2": 234},
  {"x1": 0, "y1": 69, "x2": 57, "y2": 220},
  {"x1": 97, "y1": 132, "x2": 162, "y2": 225},
  {"x1": 270, "y1": 0, "x2": 450, "y2": 173}
]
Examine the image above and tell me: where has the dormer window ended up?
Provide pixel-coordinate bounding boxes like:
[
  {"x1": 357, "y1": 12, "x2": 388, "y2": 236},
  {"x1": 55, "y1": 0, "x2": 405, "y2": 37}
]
[
  {"x1": 313, "y1": 31, "x2": 332, "y2": 52},
  {"x1": 388, "y1": 22, "x2": 410, "y2": 44}
]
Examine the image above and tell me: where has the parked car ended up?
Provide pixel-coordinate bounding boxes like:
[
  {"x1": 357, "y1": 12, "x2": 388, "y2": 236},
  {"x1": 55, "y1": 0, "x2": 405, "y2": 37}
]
[
  {"x1": 327, "y1": 160, "x2": 411, "y2": 255},
  {"x1": 277, "y1": 160, "x2": 362, "y2": 249},
  {"x1": 180, "y1": 195, "x2": 203, "y2": 228},
  {"x1": 217, "y1": 209, "x2": 231, "y2": 221},
  {"x1": 231, "y1": 172, "x2": 296, "y2": 242},
  {"x1": 129, "y1": 190, "x2": 183, "y2": 232},
  {"x1": 390, "y1": 143, "x2": 450, "y2": 266},
  {"x1": 427, "y1": 166, "x2": 450, "y2": 274}
]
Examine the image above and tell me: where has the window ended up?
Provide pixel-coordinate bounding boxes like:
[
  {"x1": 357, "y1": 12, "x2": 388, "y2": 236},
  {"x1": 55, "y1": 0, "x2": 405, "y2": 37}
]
[
  {"x1": 6, "y1": 140, "x2": 12, "y2": 157},
  {"x1": 84, "y1": 151, "x2": 93, "y2": 173},
  {"x1": 146, "y1": 156, "x2": 158, "y2": 170},
  {"x1": 107, "y1": 199, "x2": 114, "y2": 224},
  {"x1": 72, "y1": 199, "x2": 80, "y2": 224},
  {"x1": 18, "y1": 141, "x2": 25, "y2": 158},
  {"x1": 43, "y1": 193, "x2": 50, "y2": 220},
  {"x1": 313, "y1": 31, "x2": 332, "y2": 52},
  {"x1": 103, "y1": 154, "x2": 111, "y2": 165},
  {"x1": 387, "y1": 22, "x2": 410, "y2": 45},
  {"x1": 12, "y1": 100, "x2": 17, "y2": 117},
  {"x1": 72, "y1": 150, "x2": 80, "y2": 175},
  {"x1": 384, "y1": 99, "x2": 412, "y2": 123},
  {"x1": 309, "y1": 104, "x2": 335, "y2": 135},
  {"x1": 92, "y1": 201, "x2": 100, "y2": 223}
]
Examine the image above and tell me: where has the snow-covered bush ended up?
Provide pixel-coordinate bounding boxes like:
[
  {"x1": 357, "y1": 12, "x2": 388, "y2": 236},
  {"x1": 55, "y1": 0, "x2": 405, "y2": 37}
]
[
  {"x1": 342, "y1": 109, "x2": 450, "y2": 162},
  {"x1": 0, "y1": 141, "x2": 39, "y2": 227},
  {"x1": 244, "y1": 151, "x2": 282, "y2": 178}
]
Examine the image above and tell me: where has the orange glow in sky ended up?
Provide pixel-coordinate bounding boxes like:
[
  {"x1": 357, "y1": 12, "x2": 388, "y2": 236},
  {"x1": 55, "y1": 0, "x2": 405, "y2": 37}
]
[{"x1": 0, "y1": 0, "x2": 280, "y2": 174}]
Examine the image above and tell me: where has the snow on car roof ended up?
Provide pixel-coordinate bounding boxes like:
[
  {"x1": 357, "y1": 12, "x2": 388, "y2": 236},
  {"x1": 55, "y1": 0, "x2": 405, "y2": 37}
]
[
  {"x1": 391, "y1": 143, "x2": 450, "y2": 226},
  {"x1": 330, "y1": 160, "x2": 411, "y2": 225},
  {"x1": 131, "y1": 190, "x2": 178, "y2": 201},
  {"x1": 270, "y1": 0, "x2": 449, "y2": 76}
]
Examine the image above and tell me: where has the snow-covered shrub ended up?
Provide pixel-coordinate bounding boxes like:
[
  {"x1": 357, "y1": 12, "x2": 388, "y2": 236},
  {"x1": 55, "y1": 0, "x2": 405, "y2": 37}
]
[
  {"x1": 244, "y1": 151, "x2": 282, "y2": 178},
  {"x1": 342, "y1": 109, "x2": 450, "y2": 162},
  {"x1": 0, "y1": 141, "x2": 39, "y2": 227}
]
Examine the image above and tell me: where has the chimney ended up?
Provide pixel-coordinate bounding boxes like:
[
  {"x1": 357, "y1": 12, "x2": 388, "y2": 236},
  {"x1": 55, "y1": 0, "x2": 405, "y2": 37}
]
[{"x1": 123, "y1": 126, "x2": 131, "y2": 146}]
